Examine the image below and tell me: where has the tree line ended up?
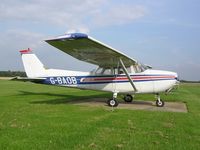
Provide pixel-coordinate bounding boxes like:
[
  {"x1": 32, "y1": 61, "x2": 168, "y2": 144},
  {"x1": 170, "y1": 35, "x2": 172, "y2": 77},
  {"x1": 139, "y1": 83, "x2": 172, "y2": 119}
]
[
  {"x1": 0, "y1": 71, "x2": 26, "y2": 77},
  {"x1": 180, "y1": 80, "x2": 200, "y2": 83}
]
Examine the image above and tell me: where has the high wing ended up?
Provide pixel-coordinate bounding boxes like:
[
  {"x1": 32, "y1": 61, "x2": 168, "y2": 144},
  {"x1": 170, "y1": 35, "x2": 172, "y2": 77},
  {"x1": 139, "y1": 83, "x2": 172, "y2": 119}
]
[{"x1": 45, "y1": 33, "x2": 137, "y2": 67}]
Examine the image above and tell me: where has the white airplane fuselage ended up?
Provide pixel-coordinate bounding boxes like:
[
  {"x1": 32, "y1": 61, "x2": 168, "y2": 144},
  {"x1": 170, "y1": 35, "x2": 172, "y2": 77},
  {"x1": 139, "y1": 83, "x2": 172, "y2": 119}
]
[
  {"x1": 39, "y1": 68, "x2": 178, "y2": 94},
  {"x1": 20, "y1": 50, "x2": 178, "y2": 95}
]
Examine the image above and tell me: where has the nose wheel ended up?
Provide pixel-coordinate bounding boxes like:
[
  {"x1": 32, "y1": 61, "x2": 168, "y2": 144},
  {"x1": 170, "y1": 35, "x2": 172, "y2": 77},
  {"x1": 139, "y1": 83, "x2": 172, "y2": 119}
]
[
  {"x1": 107, "y1": 92, "x2": 119, "y2": 107},
  {"x1": 107, "y1": 99, "x2": 119, "y2": 107},
  {"x1": 155, "y1": 94, "x2": 165, "y2": 107}
]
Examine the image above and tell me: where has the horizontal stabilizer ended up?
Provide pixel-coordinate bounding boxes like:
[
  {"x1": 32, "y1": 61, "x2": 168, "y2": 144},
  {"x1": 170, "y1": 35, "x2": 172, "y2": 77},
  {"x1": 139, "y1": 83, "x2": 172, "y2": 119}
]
[{"x1": 12, "y1": 76, "x2": 46, "y2": 83}]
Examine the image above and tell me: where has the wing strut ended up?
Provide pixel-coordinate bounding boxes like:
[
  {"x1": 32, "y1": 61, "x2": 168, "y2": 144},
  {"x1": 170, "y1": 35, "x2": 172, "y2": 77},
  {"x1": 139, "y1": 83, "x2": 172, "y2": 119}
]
[{"x1": 119, "y1": 59, "x2": 137, "y2": 92}]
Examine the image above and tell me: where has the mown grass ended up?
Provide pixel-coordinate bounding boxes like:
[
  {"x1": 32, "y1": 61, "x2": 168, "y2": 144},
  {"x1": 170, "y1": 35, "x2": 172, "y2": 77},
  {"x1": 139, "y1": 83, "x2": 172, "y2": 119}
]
[{"x1": 0, "y1": 80, "x2": 199, "y2": 150}]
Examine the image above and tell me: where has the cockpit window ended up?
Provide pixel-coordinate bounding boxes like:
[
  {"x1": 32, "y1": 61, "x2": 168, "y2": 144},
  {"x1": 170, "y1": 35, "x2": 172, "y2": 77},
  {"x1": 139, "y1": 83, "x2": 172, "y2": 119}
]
[
  {"x1": 138, "y1": 63, "x2": 147, "y2": 72},
  {"x1": 133, "y1": 63, "x2": 147, "y2": 73}
]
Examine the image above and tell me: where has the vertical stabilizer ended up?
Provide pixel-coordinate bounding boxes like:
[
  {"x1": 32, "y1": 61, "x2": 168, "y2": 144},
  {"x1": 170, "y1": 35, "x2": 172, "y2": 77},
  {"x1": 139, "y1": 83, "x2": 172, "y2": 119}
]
[{"x1": 20, "y1": 48, "x2": 46, "y2": 78}]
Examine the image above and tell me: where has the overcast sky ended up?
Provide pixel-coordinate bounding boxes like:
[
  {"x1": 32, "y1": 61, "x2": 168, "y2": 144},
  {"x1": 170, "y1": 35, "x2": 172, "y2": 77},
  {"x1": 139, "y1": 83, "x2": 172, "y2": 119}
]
[{"x1": 0, "y1": 0, "x2": 200, "y2": 80}]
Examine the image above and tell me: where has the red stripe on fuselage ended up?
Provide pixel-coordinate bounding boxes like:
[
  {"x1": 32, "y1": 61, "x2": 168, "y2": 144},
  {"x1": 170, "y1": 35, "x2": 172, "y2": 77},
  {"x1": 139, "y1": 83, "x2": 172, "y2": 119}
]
[{"x1": 93, "y1": 76, "x2": 175, "y2": 80}]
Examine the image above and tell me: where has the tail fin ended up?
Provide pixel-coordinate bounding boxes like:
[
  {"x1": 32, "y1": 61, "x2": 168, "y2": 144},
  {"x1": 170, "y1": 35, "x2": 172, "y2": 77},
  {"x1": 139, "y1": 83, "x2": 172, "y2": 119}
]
[{"x1": 20, "y1": 48, "x2": 46, "y2": 78}]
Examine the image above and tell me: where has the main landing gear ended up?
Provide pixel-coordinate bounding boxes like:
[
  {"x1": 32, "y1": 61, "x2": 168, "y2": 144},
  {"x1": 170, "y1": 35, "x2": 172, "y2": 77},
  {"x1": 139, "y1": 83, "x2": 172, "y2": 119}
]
[
  {"x1": 123, "y1": 94, "x2": 133, "y2": 103},
  {"x1": 155, "y1": 94, "x2": 165, "y2": 107},
  {"x1": 107, "y1": 93, "x2": 134, "y2": 107}
]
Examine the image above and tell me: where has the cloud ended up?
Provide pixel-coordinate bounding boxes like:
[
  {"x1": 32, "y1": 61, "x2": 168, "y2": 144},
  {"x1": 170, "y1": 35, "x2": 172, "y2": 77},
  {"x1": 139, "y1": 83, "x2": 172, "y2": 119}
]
[
  {"x1": 0, "y1": 29, "x2": 45, "y2": 50},
  {"x1": 0, "y1": 29, "x2": 46, "y2": 70},
  {"x1": 0, "y1": 29, "x2": 96, "y2": 71},
  {"x1": 0, "y1": 0, "x2": 147, "y2": 32},
  {"x1": 0, "y1": 0, "x2": 148, "y2": 71},
  {"x1": 92, "y1": 4, "x2": 147, "y2": 27}
]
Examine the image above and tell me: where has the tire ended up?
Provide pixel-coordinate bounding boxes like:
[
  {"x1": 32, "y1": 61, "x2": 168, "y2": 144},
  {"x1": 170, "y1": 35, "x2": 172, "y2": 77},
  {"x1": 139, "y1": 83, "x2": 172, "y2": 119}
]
[
  {"x1": 156, "y1": 99, "x2": 165, "y2": 107},
  {"x1": 123, "y1": 94, "x2": 133, "y2": 103},
  {"x1": 107, "y1": 99, "x2": 119, "y2": 107}
]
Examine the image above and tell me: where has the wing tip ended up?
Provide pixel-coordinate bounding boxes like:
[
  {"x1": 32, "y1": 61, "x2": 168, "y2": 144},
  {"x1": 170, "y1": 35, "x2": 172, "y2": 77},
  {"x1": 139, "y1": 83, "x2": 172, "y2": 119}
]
[{"x1": 45, "y1": 33, "x2": 88, "y2": 42}]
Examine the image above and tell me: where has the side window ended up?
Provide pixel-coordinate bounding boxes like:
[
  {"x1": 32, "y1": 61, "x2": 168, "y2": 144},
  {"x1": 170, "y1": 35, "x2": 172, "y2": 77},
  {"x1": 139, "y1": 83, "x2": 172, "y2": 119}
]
[
  {"x1": 114, "y1": 68, "x2": 118, "y2": 74},
  {"x1": 118, "y1": 68, "x2": 124, "y2": 74},
  {"x1": 95, "y1": 68, "x2": 103, "y2": 74},
  {"x1": 118, "y1": 66, "x2": 132, "y2": 74},
  {"x1": 95, "y1": 67, "x2": 113, "y2": 75},
  {"x1": 103, "y1": 68, "x2": 112, "y2": 75},
  {"x1": 126, "y1": 66, "x2": 132, "y2": 73}
]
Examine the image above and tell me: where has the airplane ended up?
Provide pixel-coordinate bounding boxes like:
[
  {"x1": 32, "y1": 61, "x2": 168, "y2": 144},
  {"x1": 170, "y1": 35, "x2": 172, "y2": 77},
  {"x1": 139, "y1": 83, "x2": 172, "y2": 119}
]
[{"x1": 18, "y1": 33, "x2": 179, "y2": 107}]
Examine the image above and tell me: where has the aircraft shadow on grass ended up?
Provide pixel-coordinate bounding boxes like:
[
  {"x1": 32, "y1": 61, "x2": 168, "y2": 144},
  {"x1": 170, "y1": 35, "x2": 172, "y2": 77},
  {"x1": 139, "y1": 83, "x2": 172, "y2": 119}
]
[
  {"x1": 18, "y1": 90, "x2": 110, "y2": 105},
  {"x1": 18, "y1": 90, "x2": 153, "y2": 106}
]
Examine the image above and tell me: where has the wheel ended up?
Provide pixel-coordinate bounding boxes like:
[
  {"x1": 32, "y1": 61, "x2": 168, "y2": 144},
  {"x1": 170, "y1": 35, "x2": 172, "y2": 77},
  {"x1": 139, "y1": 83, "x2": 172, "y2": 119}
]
[
  {"x1": 156, "y1": 99, "x2": 165, "y2": 107},
  {"x1": 123, "y1": 94, "x2": 133, "y2": 103},
  {"x1": 107, "y1": 99, "x2": 119, "y2": 107}
]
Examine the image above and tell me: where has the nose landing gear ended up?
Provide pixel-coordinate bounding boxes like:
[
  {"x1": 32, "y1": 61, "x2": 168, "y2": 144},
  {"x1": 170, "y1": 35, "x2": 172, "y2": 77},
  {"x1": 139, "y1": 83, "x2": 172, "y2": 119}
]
[
  {"x1": 155, "y1": 94, "x2": 165, "y2": 107},
  {"x1": 107, "y1": 92, "x2": 119, "y2": 107}
]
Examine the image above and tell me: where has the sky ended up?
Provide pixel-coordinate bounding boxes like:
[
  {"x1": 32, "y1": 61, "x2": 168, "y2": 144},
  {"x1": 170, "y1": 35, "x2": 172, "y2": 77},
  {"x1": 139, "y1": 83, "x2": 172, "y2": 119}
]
[{"x1": 0, "y1": 0, "x2": 200, "y2": 80}]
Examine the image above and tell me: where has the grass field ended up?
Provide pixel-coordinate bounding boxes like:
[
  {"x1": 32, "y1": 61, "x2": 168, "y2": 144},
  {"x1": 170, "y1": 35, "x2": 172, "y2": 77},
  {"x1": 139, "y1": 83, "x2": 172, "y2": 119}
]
[{"x1": 0, "y1": 80, "x2": 200, "y2": 150}]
